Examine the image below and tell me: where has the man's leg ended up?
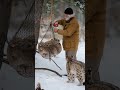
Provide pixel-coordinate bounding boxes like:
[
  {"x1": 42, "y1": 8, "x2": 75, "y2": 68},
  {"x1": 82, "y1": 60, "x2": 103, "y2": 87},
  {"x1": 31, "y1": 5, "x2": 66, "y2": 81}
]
[
  {"x1": 66, "y1": 50, "x2": 77, "y2": 83},
  {"x1": 65, "y1": 50, "x2": 77, "y2": 60}
]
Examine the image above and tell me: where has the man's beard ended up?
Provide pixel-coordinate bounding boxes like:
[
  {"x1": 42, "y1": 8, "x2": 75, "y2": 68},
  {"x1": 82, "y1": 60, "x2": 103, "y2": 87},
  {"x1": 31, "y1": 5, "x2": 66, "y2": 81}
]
[
  {"x1": 65, "y1": 17, "x2": 70, "y2": 21},
  {"x1": 65, "y1": 14, "x2": 75, "y2": 21}
]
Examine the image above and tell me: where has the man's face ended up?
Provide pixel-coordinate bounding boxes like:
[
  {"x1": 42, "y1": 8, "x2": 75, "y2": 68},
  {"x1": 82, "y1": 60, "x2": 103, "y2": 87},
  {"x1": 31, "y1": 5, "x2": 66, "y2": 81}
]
[{"x1": 64, "y1": 14, "x2": 70, "y2": 20}]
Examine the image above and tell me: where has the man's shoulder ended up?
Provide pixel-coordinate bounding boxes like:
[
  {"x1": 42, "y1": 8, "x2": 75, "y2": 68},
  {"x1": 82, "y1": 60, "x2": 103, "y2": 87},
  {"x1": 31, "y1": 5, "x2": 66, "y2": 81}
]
[
  {"x1": 57, "y1": 19, "x2": 66, "y2": 23},
  {"x1": 70, "y1": 17, "x2": 79, "y2": 24}
]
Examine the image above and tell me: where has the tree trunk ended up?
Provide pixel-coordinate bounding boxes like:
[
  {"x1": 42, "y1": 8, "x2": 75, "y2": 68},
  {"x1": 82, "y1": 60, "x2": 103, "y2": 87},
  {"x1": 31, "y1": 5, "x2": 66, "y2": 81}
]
[
  {"x1": 35, "y1": 0, "x2": 44, "y2": 45},
  {"x1": 0, "y1": 0, "x2": 12, "y2": 69}
]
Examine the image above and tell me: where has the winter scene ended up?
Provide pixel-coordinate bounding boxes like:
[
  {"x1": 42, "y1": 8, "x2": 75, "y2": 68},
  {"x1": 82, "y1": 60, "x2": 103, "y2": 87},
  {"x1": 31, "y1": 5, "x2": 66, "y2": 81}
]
[
  {"x1": 35, "y1": 0, "x2": 85, "y2": 90},
  {"x1": 0, "y1": 0, "x2": 120, "y2": 90},
  {"x1": 0, "y1": 0, "x2": 85, "y2": 90}
]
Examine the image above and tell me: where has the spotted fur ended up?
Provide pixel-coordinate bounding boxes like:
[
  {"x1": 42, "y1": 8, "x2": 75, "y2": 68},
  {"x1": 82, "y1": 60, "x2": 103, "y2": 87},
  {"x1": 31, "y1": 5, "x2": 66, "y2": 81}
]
[{"x1": 66, "y1": 57, "x2": 85, "y2": 86}]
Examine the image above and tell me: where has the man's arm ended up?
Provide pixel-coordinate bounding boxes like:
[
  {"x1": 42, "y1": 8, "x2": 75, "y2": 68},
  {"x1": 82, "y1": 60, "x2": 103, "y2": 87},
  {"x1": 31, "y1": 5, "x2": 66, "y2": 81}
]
[
  {"x1": 56, "y1": 19, "x2": 65, "y2": 25},
  {"x1": 57, "y1": 22, "x2": 78, "y2": 36}
]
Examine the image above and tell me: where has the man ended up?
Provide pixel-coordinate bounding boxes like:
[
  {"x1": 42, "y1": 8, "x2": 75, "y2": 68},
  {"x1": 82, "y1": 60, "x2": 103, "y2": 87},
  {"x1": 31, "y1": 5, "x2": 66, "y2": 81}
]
[
  {"x1": 53, "y1": 7, "x2": 80, "y2": 61},
  {"x1": 53, "y1": 8, "x2": 80, "y2": 83}
]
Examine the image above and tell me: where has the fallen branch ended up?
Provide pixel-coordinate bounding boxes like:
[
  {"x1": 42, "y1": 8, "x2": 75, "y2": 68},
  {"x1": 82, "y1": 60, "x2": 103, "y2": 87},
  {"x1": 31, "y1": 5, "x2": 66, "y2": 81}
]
[
  {"x1": 50, "y1": 58, "x2": 62, "y2": 70},
  {"x1": 35, "y1": 68, "x2": 62, "y2": 77},
  {"x1": 35, "y1": 51, "x2": 62, "y2": 70},
  {"x1": 36, "y1": 50, "x2": 39, "y2": 53},
  {"x1": 62, "y1": 74, "x2": 67, "y2": 76}
]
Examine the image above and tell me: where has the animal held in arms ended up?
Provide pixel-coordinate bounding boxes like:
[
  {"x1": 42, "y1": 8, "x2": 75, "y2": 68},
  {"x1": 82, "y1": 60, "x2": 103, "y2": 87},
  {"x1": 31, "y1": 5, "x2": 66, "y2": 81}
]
[
  {"x1": 37, "y1": 21, "x2": 62, "y2": 70},
  {"x1": 38, "y1": 25, "x2": 62, "y2": 60},
  {"x1": 38, "y1": 0, "x2": 62, "y2": 60}
]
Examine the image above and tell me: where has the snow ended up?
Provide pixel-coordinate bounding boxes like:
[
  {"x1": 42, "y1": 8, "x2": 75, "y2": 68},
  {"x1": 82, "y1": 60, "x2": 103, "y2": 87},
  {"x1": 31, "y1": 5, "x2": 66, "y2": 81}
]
[
  {"x1": 0, "y1": 41, "x2": 84, "y2": 90},
  {"x1": 35, "y1": 40, "x2": 85, "y2": 90}
]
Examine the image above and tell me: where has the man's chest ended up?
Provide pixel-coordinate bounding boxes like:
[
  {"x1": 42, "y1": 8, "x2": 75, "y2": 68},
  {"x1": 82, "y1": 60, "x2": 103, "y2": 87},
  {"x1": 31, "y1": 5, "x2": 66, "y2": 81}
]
[{"x1": 63, "y1": 22, "x2": 70, "y2": 29}]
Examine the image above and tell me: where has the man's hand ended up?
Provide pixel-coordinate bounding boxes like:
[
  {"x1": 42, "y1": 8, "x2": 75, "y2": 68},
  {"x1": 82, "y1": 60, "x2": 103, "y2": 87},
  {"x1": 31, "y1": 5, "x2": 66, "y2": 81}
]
[
  {"x1": 53, "y1": 21, "x2": 58, "y2": 27},
  {"x1": 54, "y1": 28, "x2": 58, "y2": 33}
]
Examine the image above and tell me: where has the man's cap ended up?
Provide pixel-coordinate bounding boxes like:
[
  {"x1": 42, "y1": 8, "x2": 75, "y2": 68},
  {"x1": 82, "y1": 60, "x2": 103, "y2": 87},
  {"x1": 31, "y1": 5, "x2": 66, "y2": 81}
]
[{"x1": 64, "y1": 8, "x2": 73, "y2": 15}]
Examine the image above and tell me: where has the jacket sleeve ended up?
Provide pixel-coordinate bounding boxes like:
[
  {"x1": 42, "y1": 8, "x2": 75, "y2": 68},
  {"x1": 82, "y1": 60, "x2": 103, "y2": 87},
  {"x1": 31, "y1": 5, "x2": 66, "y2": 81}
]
[
  {"x1": 57, "y1": 22, "x2": 78, "y2": 36},
  {"x1": 57, "y1": 19, "x2": 65, "y2": 25}
]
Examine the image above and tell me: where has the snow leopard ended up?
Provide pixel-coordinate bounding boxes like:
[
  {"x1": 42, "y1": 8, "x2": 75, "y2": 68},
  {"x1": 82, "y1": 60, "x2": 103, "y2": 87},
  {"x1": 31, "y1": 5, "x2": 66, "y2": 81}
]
[
  {"x1": 38, "y1": 39, "x2": 62, "y2": 59},
  {"x1": 66, "y1": 56, "x2": 85, "y2": 86}
]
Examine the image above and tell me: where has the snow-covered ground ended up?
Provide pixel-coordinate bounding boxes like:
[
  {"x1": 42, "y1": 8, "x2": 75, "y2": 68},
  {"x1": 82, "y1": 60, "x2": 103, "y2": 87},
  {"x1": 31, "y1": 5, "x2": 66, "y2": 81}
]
[{"x1": 35, "y1": 41, "x2": 85, "y2": 90}]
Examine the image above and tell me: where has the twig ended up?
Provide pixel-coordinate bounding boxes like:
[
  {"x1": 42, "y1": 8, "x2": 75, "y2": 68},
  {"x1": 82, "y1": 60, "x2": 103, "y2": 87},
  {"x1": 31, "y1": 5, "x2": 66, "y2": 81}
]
[
  {"x1": 50, "y1": 58, "x2": 62, "y2": 70},
  {"x1": 35, "y1": 68, "x2": 62, "y2": 77},
  {"x1": 36, "y1": 50, "x2": 39, "y2": 53},
  {"x1": 36, "y1": 47, "x2": 62, "y2": 70}
]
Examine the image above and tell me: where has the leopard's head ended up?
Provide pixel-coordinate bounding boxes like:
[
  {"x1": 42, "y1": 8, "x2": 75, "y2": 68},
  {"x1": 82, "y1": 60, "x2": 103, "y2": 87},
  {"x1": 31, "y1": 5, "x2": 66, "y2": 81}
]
[{"x1": 66, "y1": 56, "x2": 74, "y2": 62}]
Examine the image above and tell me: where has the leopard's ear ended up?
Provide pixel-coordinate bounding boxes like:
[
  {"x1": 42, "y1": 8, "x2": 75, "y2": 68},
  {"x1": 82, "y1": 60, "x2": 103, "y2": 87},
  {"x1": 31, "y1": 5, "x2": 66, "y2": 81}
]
[
  {"x1": 66, "y1": 55, "x2": 68, "y2": 58},
  {"x1": 66, "y1": 56, "x2": 72, "y2": 61},
  {"x1": 66, "y1": 56, "x2": 68, "y2": 59},
  {"x1": 66, "y1": 56, "x2": 69, "y2": 60},
  {"x1": 71, "y1": 56, "x2": 73, "y2": 58}
]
